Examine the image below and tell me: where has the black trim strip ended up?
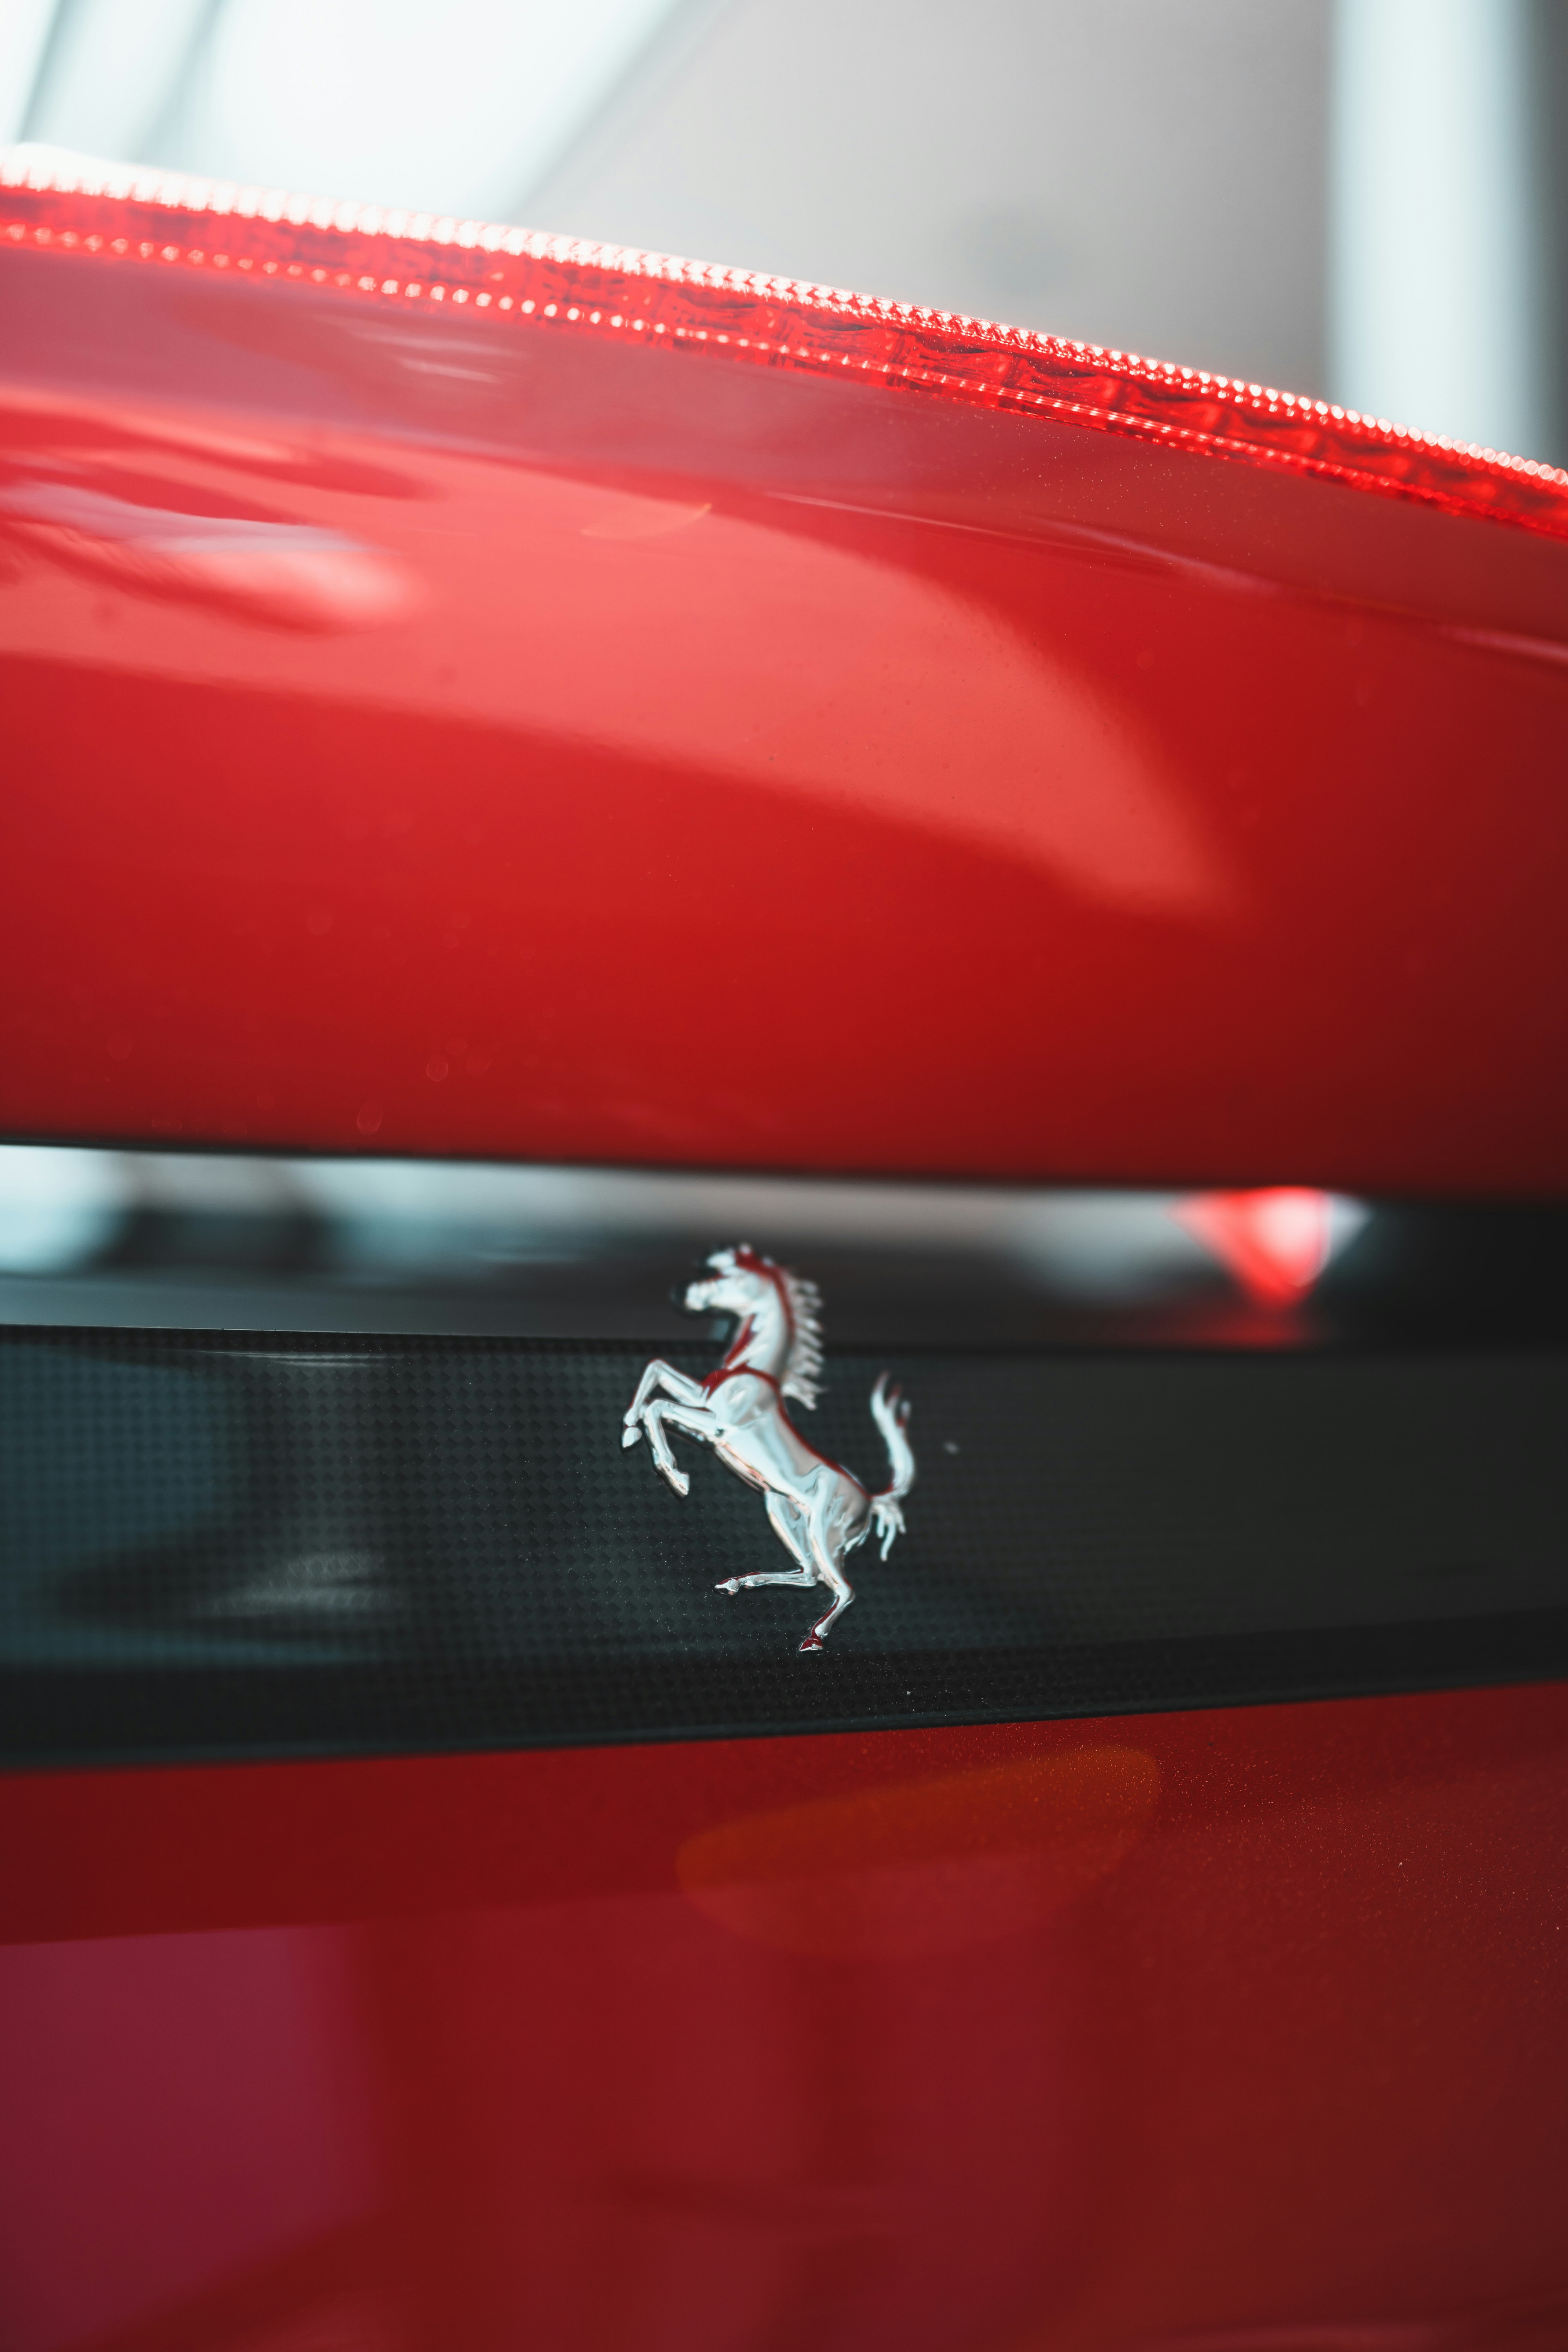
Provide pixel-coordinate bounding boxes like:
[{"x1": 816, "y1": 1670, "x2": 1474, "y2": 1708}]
[
  {"x1": 5, "y1": 1613, "x2": 1568, "y2": 1769},
  {"x1": 3, "y1": 1326, "x2": 1564, "y2": 1764}
]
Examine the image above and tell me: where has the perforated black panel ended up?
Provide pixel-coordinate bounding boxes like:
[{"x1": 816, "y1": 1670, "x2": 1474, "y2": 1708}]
[{"x1": 3, "y1": 1328, "x2": 1566, "y2": 1764}]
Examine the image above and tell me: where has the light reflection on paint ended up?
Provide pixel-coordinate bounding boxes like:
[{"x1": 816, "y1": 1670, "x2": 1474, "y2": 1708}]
[
  {"x1": 1176, "y1": 1188, "x2": 1371, "y2": 1305},
  {"x1": 0, "y1": 477, "x2": 419, "y2": 630}
]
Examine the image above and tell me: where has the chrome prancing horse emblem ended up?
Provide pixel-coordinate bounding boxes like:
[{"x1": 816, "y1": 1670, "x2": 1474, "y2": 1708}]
[{"x1": 622, "y1": 1247, "x2": 914, "y2": 1651}]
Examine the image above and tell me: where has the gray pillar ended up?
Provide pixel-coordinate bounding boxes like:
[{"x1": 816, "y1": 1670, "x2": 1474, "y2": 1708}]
[{"x1": 1328, "y1": 0, "x2": 1549, "y2": 459}]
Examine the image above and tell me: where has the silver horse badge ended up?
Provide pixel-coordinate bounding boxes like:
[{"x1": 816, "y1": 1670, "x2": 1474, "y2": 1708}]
[{"x1": 622, "y1": 1247, "x2": 915, "y2": 1651}]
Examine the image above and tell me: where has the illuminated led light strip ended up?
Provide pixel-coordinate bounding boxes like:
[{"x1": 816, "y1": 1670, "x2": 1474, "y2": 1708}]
[{"x1": 5, "y1": 144, "x2": 1568, "y2": 544}]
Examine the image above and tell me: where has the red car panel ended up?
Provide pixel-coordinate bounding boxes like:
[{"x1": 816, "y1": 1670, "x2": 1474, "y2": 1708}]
[
  {"x1": 3, "y1": 163, "x2": 1567, "y2": 1191},
  {"x1": 4, "y1": 1685, "x2": 1568, "y2": 2352}
]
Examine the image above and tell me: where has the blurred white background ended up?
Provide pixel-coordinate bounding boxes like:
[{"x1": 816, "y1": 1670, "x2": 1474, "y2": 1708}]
[{"x1": 3, "y1": 0, "x2": 1565, "y2": 461}]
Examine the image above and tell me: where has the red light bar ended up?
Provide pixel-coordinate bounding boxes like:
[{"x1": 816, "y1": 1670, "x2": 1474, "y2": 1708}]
[{"x1": 7, "y1": 147, "x2": 1568, "y2": 544}]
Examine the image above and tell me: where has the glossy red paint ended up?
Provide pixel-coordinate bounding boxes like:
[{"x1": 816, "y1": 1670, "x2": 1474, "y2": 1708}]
[
  {"x1": 2, "y1": 174, "x2": 1567, "y2": 1192},
  {"x1": 8, "y1": 155, "x2": 1568, "y2": 540},
  {"x1": 2, "y1": 1685, "x2": 1566, "y2": 2351}
]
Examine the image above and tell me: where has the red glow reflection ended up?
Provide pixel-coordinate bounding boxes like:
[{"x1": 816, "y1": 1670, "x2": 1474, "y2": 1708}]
[{"x1": 1176, "y1": 1187, "x2": 1335, "y2": 1305}]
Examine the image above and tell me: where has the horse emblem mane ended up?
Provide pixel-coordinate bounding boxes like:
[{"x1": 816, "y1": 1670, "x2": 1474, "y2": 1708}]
[
  {"x1": 710, "y1": 1243, "x2": 824, "y2": 1409},
  {"x1": 621, "y1": 1246, "x2": 915, "y2": 1651}
]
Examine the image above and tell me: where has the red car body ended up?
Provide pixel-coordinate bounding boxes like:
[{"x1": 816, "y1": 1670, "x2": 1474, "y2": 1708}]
[{"x1": 2, "y1": 156, "x2": 1566, "y2": 2352}]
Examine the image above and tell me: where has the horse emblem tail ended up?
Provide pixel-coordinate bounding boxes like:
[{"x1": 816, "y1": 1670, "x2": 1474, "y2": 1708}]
[{"x1": 868, "y1": 1375, "x2": 915, "y2": 1561}]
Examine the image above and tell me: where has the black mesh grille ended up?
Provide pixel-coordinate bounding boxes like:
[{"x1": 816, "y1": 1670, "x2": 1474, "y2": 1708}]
[{"x1": 4, "y1": 1327, "x2": 1566, "y2": 1764}]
